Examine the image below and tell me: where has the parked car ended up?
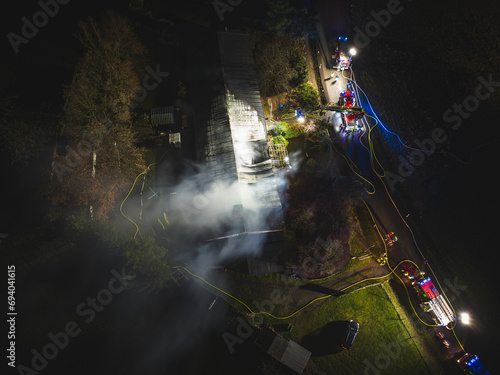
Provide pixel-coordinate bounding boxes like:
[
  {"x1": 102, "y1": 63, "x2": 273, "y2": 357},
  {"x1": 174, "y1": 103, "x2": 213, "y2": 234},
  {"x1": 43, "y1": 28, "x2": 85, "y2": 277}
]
[{"x1": 341, "y1": 320, "x2": 359, "y2": 350}]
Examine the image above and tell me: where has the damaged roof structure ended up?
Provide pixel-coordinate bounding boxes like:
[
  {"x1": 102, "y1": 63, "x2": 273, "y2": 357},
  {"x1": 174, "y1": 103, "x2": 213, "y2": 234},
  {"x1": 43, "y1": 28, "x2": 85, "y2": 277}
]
[{"x1": 190, "y1": 31, "x2": 284, "y2": 273}]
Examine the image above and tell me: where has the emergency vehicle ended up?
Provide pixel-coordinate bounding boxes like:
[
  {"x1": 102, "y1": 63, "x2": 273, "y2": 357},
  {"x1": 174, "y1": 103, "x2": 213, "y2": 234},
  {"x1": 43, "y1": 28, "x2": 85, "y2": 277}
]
[
  {"x1": 401, "y1": 262, "x2": 420, "y2": 279},
  {"x1": 339, "y1": 90, "x2": 356, "y2": 107},
  {"x1": 457, "y1": 353, "x2": 490, "y2": 374},
  {"x1": 340, "y1": 112, "x2": 363, "y2": 134},
  {"x1": 412, "y1": 277, "x2": 455, "y2": 326},
  {"x1": 333, "y1": 47, "x2": 352, "y2": 71}
]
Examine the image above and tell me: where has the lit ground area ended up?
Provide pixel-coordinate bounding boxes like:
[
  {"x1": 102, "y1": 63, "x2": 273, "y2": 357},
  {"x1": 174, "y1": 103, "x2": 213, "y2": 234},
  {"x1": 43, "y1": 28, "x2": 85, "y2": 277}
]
[{"x1": 286, "y1": 283, "x2": 443, "y2": 375}]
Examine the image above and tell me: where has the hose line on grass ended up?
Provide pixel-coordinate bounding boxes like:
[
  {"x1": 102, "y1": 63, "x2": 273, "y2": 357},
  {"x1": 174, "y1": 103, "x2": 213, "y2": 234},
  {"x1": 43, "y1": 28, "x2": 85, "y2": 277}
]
[
  {"x1": 170, "y1": 265, "x2": 256, "y2": 314},
  {"x1": 170, "y1": 258, "x2": 420, "y2": 321},
  {"x1": 120, "y1": 152, "x2": 169, "y2": 239},
  {"x1": 120, "y1": 170, "x2": 147, "y2": 240},
  {"x1": 121, "y1": 92, "x2": 435, "y2": 327}
]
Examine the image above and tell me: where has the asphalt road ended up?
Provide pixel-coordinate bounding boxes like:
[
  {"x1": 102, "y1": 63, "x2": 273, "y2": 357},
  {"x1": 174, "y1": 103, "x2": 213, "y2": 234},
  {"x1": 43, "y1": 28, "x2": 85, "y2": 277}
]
[{"x1": 313, "y1": 9, "x2": 465, "y2": 370}]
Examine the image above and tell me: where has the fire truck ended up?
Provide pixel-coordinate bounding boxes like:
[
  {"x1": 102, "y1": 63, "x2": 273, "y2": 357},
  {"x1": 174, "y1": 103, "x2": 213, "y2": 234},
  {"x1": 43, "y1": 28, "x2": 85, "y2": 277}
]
[
  {"x1": 333, "y1": 46, "x2": 352, "y2": 71},
  {"x1": 340, "y1": 112, "x2": 364, "y2": 134},
  {"x1": 338, "y1": 90, "x2": 356, "y2": 107},
  {"x1": 401, "y1": 262, "x2": 420, "y2": 279},
  {"x1": 412, "y1": 277, "x2": 455, "y2": 326},
  {"x1": 336, "y1": 91, "x2": 364, "y2": 134}
]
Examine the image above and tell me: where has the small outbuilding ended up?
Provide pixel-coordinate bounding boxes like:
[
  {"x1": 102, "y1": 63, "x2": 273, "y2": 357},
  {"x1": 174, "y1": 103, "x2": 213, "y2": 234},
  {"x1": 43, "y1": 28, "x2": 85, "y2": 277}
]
[
  {"x1": 150, "y1": 106, "x2": 176, "y2": 126},
  {"x1": 254, "y1": 328, "x2": 311, "y2": 374}
]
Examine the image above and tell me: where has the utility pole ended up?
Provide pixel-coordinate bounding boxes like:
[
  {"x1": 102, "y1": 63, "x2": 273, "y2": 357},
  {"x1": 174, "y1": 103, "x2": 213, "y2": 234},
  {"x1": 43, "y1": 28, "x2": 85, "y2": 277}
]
[
  {"x1": 115, "y1": 141, "x2": 121, "y2": 167},
  {"x1": 90, "y1": 150, "x2": 96, "y2": 220}
]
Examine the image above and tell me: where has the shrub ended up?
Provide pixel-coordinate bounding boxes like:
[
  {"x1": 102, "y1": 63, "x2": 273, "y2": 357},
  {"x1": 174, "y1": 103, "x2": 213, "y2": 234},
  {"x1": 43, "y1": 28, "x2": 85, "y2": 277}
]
[
  {"x1": 292, "y1": 83, "x2": 319, "y2": 108},
  {"x1": 272, "y1": 134, "x2": 289, "y2": 147}
]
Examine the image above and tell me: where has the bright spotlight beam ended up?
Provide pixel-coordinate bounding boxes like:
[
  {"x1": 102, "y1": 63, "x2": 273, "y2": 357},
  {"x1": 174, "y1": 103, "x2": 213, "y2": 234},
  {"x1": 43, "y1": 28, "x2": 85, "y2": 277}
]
[
  {"x1": 461, "y1": 313, "x2": 470, "y2": 325},
  {"x1": 349, "y1": 48, "x2": 357, "y2": 56}
]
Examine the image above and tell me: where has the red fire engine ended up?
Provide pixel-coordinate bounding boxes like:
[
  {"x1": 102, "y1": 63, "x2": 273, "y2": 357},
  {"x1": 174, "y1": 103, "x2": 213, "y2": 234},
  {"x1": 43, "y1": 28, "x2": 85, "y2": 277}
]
[{"x1": 412, "y1": 277, "x2": 455, "y2": 326}]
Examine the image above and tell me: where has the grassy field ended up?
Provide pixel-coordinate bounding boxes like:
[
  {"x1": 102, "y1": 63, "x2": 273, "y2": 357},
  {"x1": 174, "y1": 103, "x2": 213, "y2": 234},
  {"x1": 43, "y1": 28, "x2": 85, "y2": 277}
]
[
  {"x1": 286, "y1": 282, "x2": 439, "y2": 375},
  {"x1": 197, "y1": 266, "x2": 446, "y2": 374},
  {"x1": 349, "y1": 203, "x2": 386, "y2": 258}
]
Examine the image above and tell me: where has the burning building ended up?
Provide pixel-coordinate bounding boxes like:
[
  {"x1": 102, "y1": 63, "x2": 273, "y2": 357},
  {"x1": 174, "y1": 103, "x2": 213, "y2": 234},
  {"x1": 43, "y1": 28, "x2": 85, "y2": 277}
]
[{"x1": 187, "y1": 31, "x2": 284, "y2": 272}]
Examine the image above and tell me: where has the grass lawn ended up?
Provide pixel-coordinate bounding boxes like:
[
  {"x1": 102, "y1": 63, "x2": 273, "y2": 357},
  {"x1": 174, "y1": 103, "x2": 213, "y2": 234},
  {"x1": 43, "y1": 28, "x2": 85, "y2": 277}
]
[
  {"x1": 351, "y1": 204, "x2": 386, "y2": 258},
  {"x1": 287, "y1": 283, "x2": 435, "y2": 375}
]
